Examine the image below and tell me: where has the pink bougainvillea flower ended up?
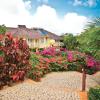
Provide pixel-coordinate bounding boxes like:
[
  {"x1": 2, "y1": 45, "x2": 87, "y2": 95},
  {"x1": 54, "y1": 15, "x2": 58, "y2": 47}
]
[
  {"x1": 41, "y1": 47, "x2": 56, "y2": 56},
  {"x1": 67, "y1": 51, "x2": 73, "y2": 62},
  {"x1": 60, "y1": 48, "x2": 67, "y2": 52},
  {"x1": 86, "y1": 56, "x2": 95, "y2": 68}
]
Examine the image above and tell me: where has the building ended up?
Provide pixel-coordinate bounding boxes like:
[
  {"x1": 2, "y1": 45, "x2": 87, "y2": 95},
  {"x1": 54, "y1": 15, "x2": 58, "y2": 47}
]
[{"x1": 6, "y1": 25, "x2": 61, "y2": 48}]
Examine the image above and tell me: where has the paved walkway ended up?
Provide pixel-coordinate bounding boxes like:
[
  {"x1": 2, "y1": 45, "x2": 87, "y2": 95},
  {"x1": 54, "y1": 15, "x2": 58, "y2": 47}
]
[{"x1": 0, "y1": 71, "x2": 99, "y2": 100}]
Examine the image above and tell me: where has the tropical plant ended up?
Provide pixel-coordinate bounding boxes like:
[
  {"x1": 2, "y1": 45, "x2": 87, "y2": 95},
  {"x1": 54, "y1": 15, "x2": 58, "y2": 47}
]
[
  {"x1": 88, "y1": 86, "x2": 100, "y2": 100},
  {"x1": 77, "y1": 17, "x2": 100, "y2": 60},
  {"x1": 63, "y1": 34, "x2": 79, "y2": 50},
  {"x1": 0, "y1": 34, "x2": 31, "y2": 89}
]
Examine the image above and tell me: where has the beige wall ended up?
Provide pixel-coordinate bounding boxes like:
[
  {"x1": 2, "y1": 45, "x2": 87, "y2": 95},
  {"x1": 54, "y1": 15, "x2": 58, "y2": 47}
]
[{"x1": 27, "y1": 37, "x2": 61, "y2": 48}]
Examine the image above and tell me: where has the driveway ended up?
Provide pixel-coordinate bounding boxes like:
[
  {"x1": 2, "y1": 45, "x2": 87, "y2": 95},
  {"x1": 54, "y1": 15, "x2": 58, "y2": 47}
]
[{"x1": 0, "y1": 71, "x2": 99, "y2": 100}]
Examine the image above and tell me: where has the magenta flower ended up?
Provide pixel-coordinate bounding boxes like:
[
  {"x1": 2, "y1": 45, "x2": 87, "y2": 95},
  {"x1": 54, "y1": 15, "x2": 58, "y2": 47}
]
[
  {"x1": 67, "y1": 51, "x2": 73, "y2": 62},
  {"x1": 41, "y1": 47, "x2": 56, "y2": 56},
  {"x1": 86, "y1": 56, "x2": 95, "y2": 68},
  {"x1": 60, "y1": 48, "x2": 67, "y2": 52}
]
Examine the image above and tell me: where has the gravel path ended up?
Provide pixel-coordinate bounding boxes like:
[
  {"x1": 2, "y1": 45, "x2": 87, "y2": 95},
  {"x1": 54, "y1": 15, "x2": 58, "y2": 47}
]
[{"x1": 0, "y1": 71, "x2": 99, "y2": 100}]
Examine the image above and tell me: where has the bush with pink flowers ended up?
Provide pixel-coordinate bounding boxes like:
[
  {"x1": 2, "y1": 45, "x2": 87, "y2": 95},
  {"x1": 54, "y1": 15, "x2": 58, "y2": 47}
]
[
  {"x1": 28, "y1": 47, "x2": 99, "y2": 81},
  {"x1": 28, "y1": 53, "x2": 68, "y2": 81}
]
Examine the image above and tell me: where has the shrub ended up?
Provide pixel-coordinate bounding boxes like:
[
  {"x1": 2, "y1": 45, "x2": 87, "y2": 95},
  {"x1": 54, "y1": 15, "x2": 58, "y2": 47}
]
[
  {"x1": 88, "y1": 86, "x2": 100, "y2": 100},
  {"x1": 28, "y1": 48, "x2": 99, "y2": 82},
  {"x1": 28, "y1": 55, "x2": 68, "y2": 81},
  {"x1": 30, "y1": 54, "x2": 39, "y2": 66},
  {"x1": 0, "y1": 34, "x2": 31, "y2": 89},
  {"x1": 39, "y1": 48, "x2": 43, "y2": 51},
  {"x1": 30, "y1": 48, "x2": 36, "y2": 52},
  {"x1": 67, "y1": 63, "x2": 78, "y2": 71},
  {"x1": 49, "y1": 62, "x2": 63, "y2": 71},
  {"x1": 61, "y1": 51, "x2": 67, "y2": 57},
  {"x1": 95, "y1": 60, "x2": 100, "y2": 71},
  {"x1": 86, "y1": 67, "x2": 96, "y2": 75},
  {"x1": 28, "y1": 54, "x2": 51, "y2": 81},
  {"x1": 27, "y1": 54, "x2": 40, "y2": 81}
]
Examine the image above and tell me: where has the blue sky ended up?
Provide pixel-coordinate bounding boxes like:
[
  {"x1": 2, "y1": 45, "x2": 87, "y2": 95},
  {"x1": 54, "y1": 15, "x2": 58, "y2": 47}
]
[
  {"x1": 0, "y1": 0, "x2": 100, "y2": 35},
  {"x1": 28, "y1": 0, "x2": 100, "y2": 18}
]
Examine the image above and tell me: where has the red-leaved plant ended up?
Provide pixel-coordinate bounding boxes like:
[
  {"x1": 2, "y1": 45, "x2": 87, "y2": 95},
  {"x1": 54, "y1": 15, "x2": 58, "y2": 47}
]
[{"x1": 0, "y1": 34, "x2": 31, "y2": 89}]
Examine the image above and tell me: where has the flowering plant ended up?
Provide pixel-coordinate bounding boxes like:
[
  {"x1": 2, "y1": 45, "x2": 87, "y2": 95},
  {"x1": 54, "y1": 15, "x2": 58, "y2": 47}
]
[{"x1": 41, "y1": 47, "x2": 57, "y2": 56}]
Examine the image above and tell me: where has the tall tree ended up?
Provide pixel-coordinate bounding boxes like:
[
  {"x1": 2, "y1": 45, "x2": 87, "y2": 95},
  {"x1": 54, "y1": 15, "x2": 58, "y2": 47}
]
[
  {"x1": 78, "y1": 17, "x2": 100, "y2": 59},
  {"x1": 93, "y1": 17, "x2": 100, "y2": 27},
  {"x1": 63, "y1": 34, "x2": 79, "y2": 50},
  {"x1": 86, "y1": 17, "x2": 100, "y2": 29}
]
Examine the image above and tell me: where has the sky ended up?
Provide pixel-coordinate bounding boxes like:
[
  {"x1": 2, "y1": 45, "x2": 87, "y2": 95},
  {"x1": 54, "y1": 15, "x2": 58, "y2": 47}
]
[{"x1": 0, "y1": 0, "x2": 100, "y2": 35}]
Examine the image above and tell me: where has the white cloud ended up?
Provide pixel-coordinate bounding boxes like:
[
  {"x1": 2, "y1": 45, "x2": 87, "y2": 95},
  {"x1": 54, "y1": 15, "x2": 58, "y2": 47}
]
[
  {"x1": 0, "y1": 0, "x2": 32, "y2": 26},
  {"x1": 32, "y1": 5, "x2": 88, "y2": 35},
  {"x1": 0, "y1": 0, "x2": 88, "y2": 35},
  {"x1": 24, "y1": 0, "x2": 32, "y2": 10},
  {"x1": 73, "y1": 0, "x2": 97, "y2": 7}
]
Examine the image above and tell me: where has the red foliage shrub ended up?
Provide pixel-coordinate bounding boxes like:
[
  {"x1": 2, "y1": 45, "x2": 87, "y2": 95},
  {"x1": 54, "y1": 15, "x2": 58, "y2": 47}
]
[
  {"x1": 0, "y1": 34, "x2": 31, "y2": 89},
  {"x1": 95, "y1": 60, "x2": 100, "y2": 70}
]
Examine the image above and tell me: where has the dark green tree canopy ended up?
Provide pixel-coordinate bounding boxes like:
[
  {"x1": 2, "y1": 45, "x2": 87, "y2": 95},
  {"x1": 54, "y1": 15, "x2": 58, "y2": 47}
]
[{"x1": 63, "y1": 34, "x2": 79, "y2": 50}]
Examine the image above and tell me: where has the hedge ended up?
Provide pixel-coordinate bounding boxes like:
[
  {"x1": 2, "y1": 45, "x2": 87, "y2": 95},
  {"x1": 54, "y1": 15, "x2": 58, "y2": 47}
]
[{"x1": 88, "y1": 86, "x2": 100, "y2": 100}]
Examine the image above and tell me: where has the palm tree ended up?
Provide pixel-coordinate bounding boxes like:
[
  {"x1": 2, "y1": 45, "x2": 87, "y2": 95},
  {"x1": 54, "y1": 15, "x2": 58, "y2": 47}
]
[
  {"x1": 93, "y1": 17, "x2": 100, "y2": 27},
  {"x1": 86, "y1": 17, "x2": 100, "y2": 29}
]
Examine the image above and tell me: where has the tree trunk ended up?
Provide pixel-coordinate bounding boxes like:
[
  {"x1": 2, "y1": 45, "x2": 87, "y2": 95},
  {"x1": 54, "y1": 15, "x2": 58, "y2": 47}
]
[{"x1": 82, "y1": 68, "x2": 86, "y2": 91}]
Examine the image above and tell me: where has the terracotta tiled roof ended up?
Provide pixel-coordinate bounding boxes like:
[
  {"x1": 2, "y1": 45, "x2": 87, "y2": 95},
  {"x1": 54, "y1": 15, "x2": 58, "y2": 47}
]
[
  {"x1": 6, "y1": 25, "x2": 61, "y2": 40},
  {"x1": 47, "y1": 32, "x2": 61, "y2": 40},
  {"x1": 29, "y1": 29, "x2": 43, "y2": 39}
]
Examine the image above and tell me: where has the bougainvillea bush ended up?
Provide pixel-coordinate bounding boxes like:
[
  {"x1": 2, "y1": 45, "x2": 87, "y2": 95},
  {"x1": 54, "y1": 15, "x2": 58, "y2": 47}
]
[
  {"x1": 28, "y1": 52, "x2": 68, "y2": 81},
  {"x1": 66, "y1": 50, "x2": 99, "y2": 74},
  {"x1": 28, "y1": 47, "x2": 99, "y2": 81},
  {"x1": 0, "y1": 34, "x2": 31, "y2": 89}
]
